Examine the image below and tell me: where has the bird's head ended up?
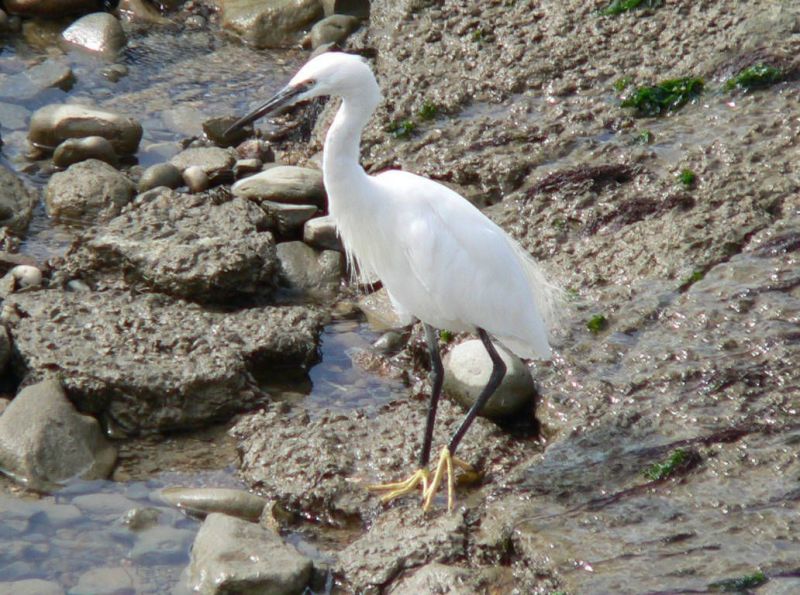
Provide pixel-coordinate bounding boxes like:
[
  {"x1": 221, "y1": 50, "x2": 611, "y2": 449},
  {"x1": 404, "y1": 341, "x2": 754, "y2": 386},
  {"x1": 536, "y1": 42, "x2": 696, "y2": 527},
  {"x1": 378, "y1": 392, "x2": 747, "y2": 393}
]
[{"x1": 225, "y1": 52, "x2": 379, "y2": 136}]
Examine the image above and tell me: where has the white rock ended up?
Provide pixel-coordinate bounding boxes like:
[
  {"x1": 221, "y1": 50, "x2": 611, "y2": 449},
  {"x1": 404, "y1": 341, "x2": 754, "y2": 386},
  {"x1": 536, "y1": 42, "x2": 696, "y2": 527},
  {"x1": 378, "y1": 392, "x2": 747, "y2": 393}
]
[
  {"x1": 10, "y1": 265, "x2": 41, "y2": 289},
  {"x1": 182, "y1": 165, "x2": 210, "y2": 193},
  {"x1": 303, "y1": 214, "x2": 342, "y2": 251}
]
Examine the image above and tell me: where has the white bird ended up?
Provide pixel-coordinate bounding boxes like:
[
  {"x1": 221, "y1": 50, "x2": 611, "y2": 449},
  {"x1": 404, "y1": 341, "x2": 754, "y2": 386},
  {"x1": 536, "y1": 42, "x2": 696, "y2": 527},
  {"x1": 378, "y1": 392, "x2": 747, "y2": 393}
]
[{"x1": 226, "y1": 52, "x2": 560, "y2": 512}]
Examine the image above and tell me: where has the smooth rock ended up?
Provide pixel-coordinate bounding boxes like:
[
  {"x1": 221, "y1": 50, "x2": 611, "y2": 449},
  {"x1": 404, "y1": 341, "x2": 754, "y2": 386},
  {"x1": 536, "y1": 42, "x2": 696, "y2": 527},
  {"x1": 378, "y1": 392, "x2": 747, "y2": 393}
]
[
  {"x1": 261, "y1": 201, "x2": 318, "y2": 235},
  {"x1": 0, "y1": 59, "x2": 74, "y2": 100},
  {"x1": 0, "y1": 164, "x2": 36, "y2": 235},
  {"x1": 120, "y1": 507, "x2": 161, "y2": 531},
  {"x1": 169, "y1": 146, "x2": 236, "y2": 183},
  {"x1": 232, "y1": 165, "x2": 326, "y2": 207},
  {"x1": 220, "y1": 0, "x2": 323, "y2": 49},
  {"x1": 233, "y1": 158, "x2": 262, "y2": 179},
  {"x1": 0, "y1": 579, "x2": 64, "y2": 595},
  {"x1": 28, "y1": 103, "x2": 142, "y2": 154},
  {"x1": 188, "y1": 513, "x2": 312, "y2": 594},
  {"x1": 130, "y1": 525, "x2": 196, "y2": 564},
  {"x1": 70, "y1": 566, "x2": 134, "y2": 595},
  {"x1": 0, "y1": 378, "x2": 117, "y2": 490},
  {"x1": 62, "y1": 12, "x2": 127, "y2": 55},
  {"x1": 303, "y1": 215, "x2": 342, "y2": 251},
  {"x1": 159, "y1": 487, "x2": 267, "y2": 521},
  {"x1": 118, "y1": 0, "x2": 171, "y2": 25},
  {"x1": 7, "y1": 265, "x2": 42, "y2": 293},
  {"x1": 373, "y1": 330, "x2": 403, "y2": 353},
  {"x1": 3, "y1": 290, "x2": 322, "y2": 434},
  {"x1": 306, "y1": 14, "x2": 360, "y2": 49},
  {"x1": 138, "y1": 162, "x2": 182, "y2": 192},
  {"x1": 53, "y1": 135, "x2": 118, "y2": 168},
  {"x1": 45, "y1": 159, "x2": 135, "y2": 222},
  {"x1": 276, "y1": 241, "x2": 342, "y2": 295},
  {"x1": 202, "y1": 115, "x2": 250, "y2": 147},
  {"x1": 182, "y1": 165, "x2": 210, "y2": 192},
  {"x1": 443, "y1": 339, "x2": 535, "y2": 419},
  {"x1": 321, "y1": 0, "x2": 369, "y2": 18},
  {"x1": 358, "y1": 287, "x2": 413, "y2": 330}
]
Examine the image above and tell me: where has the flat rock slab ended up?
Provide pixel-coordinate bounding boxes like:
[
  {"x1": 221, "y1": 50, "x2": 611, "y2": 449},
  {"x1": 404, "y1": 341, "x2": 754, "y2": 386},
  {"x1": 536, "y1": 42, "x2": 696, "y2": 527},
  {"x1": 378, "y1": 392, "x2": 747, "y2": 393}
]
[
  {"x1": 232, "y1": 165, "x2": 326, "y2": 208},
  {"x1": 3, "y1": 290, "x2": 323, "y2": 434},
  {"x1": 188, "y1": 512, "x2": 312, "y2": 594},
  {"x1": 58, "y1": 189, "x2": 278, "y2": 303}
]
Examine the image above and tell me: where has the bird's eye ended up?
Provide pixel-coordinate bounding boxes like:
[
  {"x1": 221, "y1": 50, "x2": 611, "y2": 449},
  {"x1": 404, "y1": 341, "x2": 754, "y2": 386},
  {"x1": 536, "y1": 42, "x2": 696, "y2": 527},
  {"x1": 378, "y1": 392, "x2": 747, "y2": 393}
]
[{"x1": 304, "y1": 79, "x2": 316, "y2": 89}]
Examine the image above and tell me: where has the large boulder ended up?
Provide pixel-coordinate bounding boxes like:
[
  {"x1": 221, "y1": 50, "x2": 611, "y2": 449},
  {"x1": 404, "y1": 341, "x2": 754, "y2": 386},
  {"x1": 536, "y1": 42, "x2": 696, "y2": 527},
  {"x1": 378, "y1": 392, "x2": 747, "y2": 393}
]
[
  {"x1": 3, "y1": 290, "x2": 323, "y2": 434},
  {"x1": 0, "y1": 378, "x2": 117, "y2": 491},
  {"x1": 45, "y1": 159, "x2": 136, "y2": 222},
  {"x1": 57, "y1": 189, "x2": 278, "y2": 302},
  {"x1": 220, "y1": 0, "x2": 324, "y2": 49},
  {"x1": 0, "y1": 164, "x2": 36, "y2": 236},
  {"x1": 187, "y1": 513, "x2": 313, "y2": 594},
  {"x1": 28, "y1": 103, "x2": 142, "y2": 154}
]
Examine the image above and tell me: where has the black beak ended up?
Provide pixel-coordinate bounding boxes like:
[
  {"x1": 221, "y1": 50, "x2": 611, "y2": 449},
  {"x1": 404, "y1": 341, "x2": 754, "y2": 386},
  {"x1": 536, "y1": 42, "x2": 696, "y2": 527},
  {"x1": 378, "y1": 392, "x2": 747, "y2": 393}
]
[{"x1": 224, "y1": 82, "x2": 310, "y2": 136}]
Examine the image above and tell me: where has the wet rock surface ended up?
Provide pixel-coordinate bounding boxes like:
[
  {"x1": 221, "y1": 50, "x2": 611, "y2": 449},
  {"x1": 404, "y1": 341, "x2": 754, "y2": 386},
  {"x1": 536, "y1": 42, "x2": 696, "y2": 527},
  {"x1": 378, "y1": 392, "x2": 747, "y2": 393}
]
[
  {"x1": 220, "y1": 0, "x2": 324, "y2": 49},
  {"x1": 28, "y1": 103, "x2": 142, "y2": 154},
  {"x1": 3, "y1": 290, "x2": 322, "y2": 434},
  {"x1": 0, "y1": 164, "x2": 36, "y2": 236},
  {"x1": 45, "y1": 159, "x2": 135, "y2": 222}
]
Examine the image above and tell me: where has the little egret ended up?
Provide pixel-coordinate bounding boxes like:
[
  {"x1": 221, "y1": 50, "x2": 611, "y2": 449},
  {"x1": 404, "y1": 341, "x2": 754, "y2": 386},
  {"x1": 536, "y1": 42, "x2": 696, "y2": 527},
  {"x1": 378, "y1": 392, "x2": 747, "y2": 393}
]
[{"x1": 226, "y1": 52, "x2": 560, "y2": 512}]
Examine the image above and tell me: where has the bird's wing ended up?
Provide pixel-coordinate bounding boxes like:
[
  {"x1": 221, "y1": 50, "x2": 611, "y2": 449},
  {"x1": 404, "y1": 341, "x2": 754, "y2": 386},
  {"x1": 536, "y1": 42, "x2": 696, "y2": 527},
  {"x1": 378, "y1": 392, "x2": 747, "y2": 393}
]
[{"x1": 372, "y1": 170, "x2": 554, "y2": 358}]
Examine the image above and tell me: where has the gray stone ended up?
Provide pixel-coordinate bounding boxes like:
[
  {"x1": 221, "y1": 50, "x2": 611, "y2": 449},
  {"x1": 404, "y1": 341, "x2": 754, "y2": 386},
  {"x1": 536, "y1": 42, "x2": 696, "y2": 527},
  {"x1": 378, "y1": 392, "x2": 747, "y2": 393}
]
[
  {"x1": 62, "y1": 12, "x2": 127, "y2": 55},
  {"x1": 220, "y1": 0, "x2": 323, "y2": 49},
  {"x1": 232, "y1": 165, "x2": 326, "y2": 208},
  {"x1": 120, "y1": 507, "x2": 162, "y2": 531},
  {"x1": 0, "y1": 579, "x2": 64, "y2": 595},
  {"x1": 188, "y1": 513, "x2": 312, "y2": 594},
  {"x1": 389, "y1": 563, "x2": 514, "y2": 595},
  {"x1": 28, "y1": 103, "x2": 142, "y2": 154},
  {"x1": 72, "y1": 493, "x2": 139, "y2": 517},
  {"x1": 53, "y1": 136, "x2": 118, "y2": 168},
  {"x1": 233, "y1": 158, "x2": 262, "y2": 179},
  {"x1": 70, "y1": 566, "x2": 134, "y2": 595},
  {"x1": 137, "y1": 163, "x2": 182, "y2": 192},
  {"x1": 443, "y1": 339, "x2": 535, "y2": 419},
  {"x1": 182, "y1": 165, "x2": 210, "y2": 192},
  {"x1": 45, "y1": 159, "x2": 136, "y2": 222},
  {"x1": 321, "y1": 0, "x2": 369, "y2": 18},
  {"x1": 0, "y1": 164, "x2": 36, "y2": 236},
  {"x1": 373, "y1": 330, "x2": 403, "y2": 353},
  {"x1": 0, "y1": 59, "x2": 74, "y2": 100},
  {"x1": 5, "y1": 0, "x2": 101, "y2": 17},
  {"x1": 159, "y1": 487, "x2": 267, "y2": 521},
  {"x1": 10, "y1": 265, "x2": 42, "y2": 289},
  {"x1": 276, "y1": 241, "x2": 342, "y2": 295},
  {"x1": 202, "y1": 115, "x2": 250, "y2": 147},
  {"x1": 60, "y1": 189, "x2": 277, "y2": 302},
  {"x1": 0, "y1": 378, "x2": 117, "y2": 490},
  {"x1": 303, "y1": 215, "x2": 342, "y2": 251},
  {"x1": 170, "y1": 146, "x2": 236, "y2": 183},
  {"x1": 261, "y1": 201, "x2": 318, "y2": 235},
  {"x1": 307, "y1": 14, "x2": 360, "y2": 49},
  {"x1": 0, "y1": 102, "x2": 30, "y2": 130},
  {"x1": 3, "y1": 290, "x2": 322, "y2": 434},
  {"x1": 161, "y1": 105, "x2": 207, "y2": 137},
  {"x1": 130, "y1": 525, "x2": 196, "y2": 564}
]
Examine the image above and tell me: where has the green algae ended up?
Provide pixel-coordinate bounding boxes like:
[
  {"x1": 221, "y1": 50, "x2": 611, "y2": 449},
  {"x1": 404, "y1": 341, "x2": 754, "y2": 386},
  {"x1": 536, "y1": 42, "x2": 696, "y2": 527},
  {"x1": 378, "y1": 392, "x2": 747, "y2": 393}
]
[{"x1": 621, "y1": 77, "x2": 704, "y2": 117}]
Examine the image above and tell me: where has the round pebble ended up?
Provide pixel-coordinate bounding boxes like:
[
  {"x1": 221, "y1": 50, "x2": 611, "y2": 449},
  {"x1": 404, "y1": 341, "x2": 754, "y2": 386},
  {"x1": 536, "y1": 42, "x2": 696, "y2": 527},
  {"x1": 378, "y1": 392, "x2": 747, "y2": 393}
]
[
  {"x1": 182, "y1": 165, "x2": 209, "y2": 193},
  {"x1": 10, "y1": 265, "x2": 42, "y2": 289}
]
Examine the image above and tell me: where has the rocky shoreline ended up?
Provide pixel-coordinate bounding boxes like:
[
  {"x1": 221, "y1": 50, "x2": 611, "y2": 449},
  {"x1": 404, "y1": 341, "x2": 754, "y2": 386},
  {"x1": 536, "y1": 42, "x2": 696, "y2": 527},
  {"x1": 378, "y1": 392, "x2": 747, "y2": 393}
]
[{"x1": 1, "y1": 0, "x2": 799, "y2": 593}]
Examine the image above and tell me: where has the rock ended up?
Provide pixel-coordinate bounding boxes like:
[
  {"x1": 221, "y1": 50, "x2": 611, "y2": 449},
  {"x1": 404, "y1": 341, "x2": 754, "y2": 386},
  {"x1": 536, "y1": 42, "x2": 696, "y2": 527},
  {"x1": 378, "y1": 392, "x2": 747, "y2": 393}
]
[
  {"x1": 0, "y1": 579, "x2": 64, "y2": 595},
  {"x1": 45, "y1": 159, "x2": 136, "y2": 222},
  {"x1": 0, "y1": 102, "x2": 30, "y2": 131},
  {"x1": 169, "y1": 146, "x2": 236, "y2": 183},
  {"x1": 0, "y1": 59, "x2": 74, "y2": 100},
  {"x1": 159, "y1": 487, "x2": 267, "y2": 521},
  {"x1": 5, "y1": 0, "x2": 103, "y2": 17},
  {"x1": 0, "y1": 164, "x2": 36, "y2": 236},
  {"x1": 220, "y1": 0, "x2": 324, "y2": 49},
  {"x1": 130, "y1": 525, "x2": 196, "y2": 564},
  {"x1": 373, "y1": 330, "x2": 403, "y2": 353},
  {"x1": 52, "y1": 136, "x2": 119, "y2": 168},
  {"x1": 358, "y1": 287, "x2": 412, "y2": 330},
  {"x1": 188, "y1": 513, "x2": 313, "y2": 594},
  {"x1": 321, "y1": 0, "x2": 370, "y2": 18},
  {"x1": 0, "y1": 265, "x2": 44, "y2": 298},
  {"x1": 276, "y1": 241, "x2": 342, "y2": 295},
  {"x1": 71, "y1": 493, "x2": 140, "y2": 517},
  {"x1": 202, "y1": 115, "x2": 250, "y2": 147},
  {"x1": 235, "y1": 138, "x2": 274, "y2": 163},
  {"x1": 120, "y1": 507, "x2": 161, "y2": 531},
  {"x1": 59, "y1": 189, "x2": 278, "y2": 302},
  {"x1": 443, "y1": 339, "x2": 535, "y2": 419},
  {"x1": 100, "y1": 63, "x2": 128, "y2": 82},
  {"x1": 138, "y1": 162, "x2": 182, "y2": 192},
  {"x1": 232, "y1": 165, "x2": 326, "y2": 208},
  {"x1": 28, "y1": 103, "x2": 142, "y2": 154},
  {"x1": 117, "y1": 0, "x2": 171, "y2": 25},
  {"x1": 161, "y1": 105, "x2": 207, "y2": 137},
  {"x1": 62, "y1": 12, "x2": 127, "y2": 55},
  {"x1": 70, "y1": 566, "x2": 134, "y2": 595},
  {"x1": 233, "y1": 158, "x2": 262, "y2": 179},
  {"x1": 0, "y1": 378, "x2": 117, "y2": 490},
  {"x1": 3, "y1": 290, "x2": 322, "y2": 434},
  {"x1": 306, "y1": 14, "x2": 360, "y2": 49},
  {"x1": 303, "y1": 215, "x2": 342, "y2": 251},
  {"x1": 261, "y1": 201, "x2": 318, "y2": 235},
  {"x1": 182, "y1": 165, "x2": 210, "y2": 192},
  {"x1": 389, "y1": 563, "x2": 514, "y2": 595}
]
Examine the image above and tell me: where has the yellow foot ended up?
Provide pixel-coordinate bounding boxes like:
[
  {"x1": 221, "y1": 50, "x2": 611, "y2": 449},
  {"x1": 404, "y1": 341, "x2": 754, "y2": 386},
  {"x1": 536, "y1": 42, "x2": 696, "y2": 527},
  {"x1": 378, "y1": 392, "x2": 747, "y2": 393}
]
[
  {"x1": 368, "y1": 468, "x2": 430, "y2": 504},
  {"x1": 422, "y1": 446, "x2": 474, "y2": 513}
]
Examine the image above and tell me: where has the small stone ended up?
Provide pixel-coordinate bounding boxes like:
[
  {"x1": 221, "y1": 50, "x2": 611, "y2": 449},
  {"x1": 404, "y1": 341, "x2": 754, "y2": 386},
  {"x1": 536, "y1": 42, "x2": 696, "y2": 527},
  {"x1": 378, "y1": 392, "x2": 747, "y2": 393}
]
[
  {"x1": 52, "y1": 135, "x2": 119, "y2": 168},
  {"x1": 170, "y1": 146, "x2": 236, "y2": 183},
  {"x1": 28, "y1": 103, "x2": 142, "y2": 154},
  {"x1": 182, "y1": 165, "x2": 209, "y2": 193},
  {"x1": 66, "y1": 279, "x2": 91, "y2": 292},
  {"x1": 120, "y1": 507, "x2": 162, "y2": 531},
  {"x1": 443, "y1": 339, "x2": 535, "y2": 419},
  {"x1": 303, "y1": 215, "x2": 342, "y2": 251},
  {"x1": 373, "y1": 330, "x2": 403, "y2": 353},
  {"x1": 358, "y1": 287, "x2": 413, "y2": 330},
  {"x1": 233, "y1": 158, "x2": 262, "y2": 179},
  {"x1": 62, "y1": 12, "x2": 127, "y2": 55},
  {"x1": 261, "y1": 201, "x2": 318, "y2": 235},
  {"x1": 202, "y1": 115, "x2": 250, "y2": 147},
  {"x1": 10, "y1": 265, "x2": 42, "y2": 289},
  {"x1": 276, "y1": 241, "x2": 342, "y2": 295},
  {"x1": 306, "y1": 14, "x2": 360, "y2": 49},
  {"x1": 138, "y1": 162, "x2": 182, "y2": 192},
  {"x1": 232, "y1": 165, "x2": 326, "y2": 208},
  {"x1": 188, "y1": 513, "x2": 313, "y2": 594},
  {"x1": 159, "y1": 487, "x2": 267, "y2": 521}
]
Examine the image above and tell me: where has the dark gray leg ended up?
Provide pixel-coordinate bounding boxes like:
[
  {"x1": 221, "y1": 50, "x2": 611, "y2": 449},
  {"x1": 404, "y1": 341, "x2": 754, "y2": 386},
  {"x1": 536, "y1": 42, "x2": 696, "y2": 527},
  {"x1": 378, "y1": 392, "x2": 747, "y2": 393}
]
[
  {"x1": 419, "y1": 323, "x2": 443, "y2": 468},
  {"x1": 447, "y1": 328, "x2": 506, "y2": 454}
]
